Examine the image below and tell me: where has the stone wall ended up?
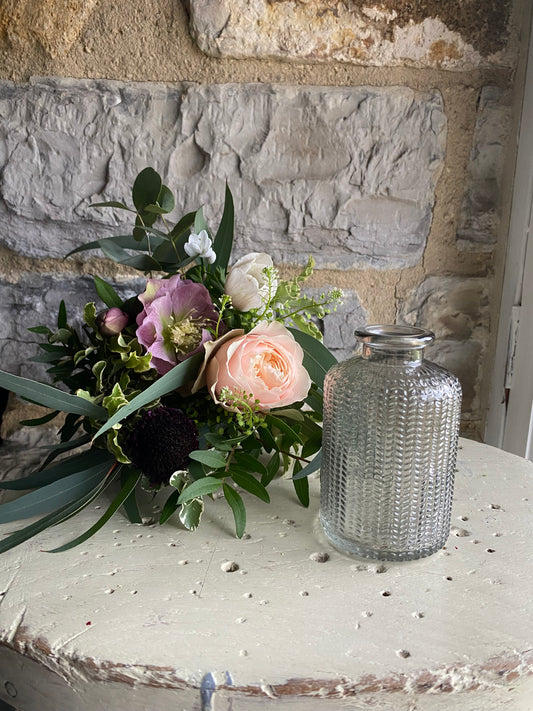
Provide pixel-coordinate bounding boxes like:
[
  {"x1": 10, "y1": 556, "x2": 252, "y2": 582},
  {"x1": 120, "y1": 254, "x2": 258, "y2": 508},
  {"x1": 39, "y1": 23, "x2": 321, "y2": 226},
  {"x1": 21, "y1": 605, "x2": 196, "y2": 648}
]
[{"x1": 0, "y1": 0, "x2": 529, "y2": 438}]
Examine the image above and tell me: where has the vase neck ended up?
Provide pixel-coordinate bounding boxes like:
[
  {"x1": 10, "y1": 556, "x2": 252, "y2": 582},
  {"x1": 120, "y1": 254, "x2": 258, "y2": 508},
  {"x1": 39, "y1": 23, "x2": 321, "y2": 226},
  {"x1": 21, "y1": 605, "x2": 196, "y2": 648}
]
[{"x1": 355, "y1": 324, "x2": 434, "y2": 366}]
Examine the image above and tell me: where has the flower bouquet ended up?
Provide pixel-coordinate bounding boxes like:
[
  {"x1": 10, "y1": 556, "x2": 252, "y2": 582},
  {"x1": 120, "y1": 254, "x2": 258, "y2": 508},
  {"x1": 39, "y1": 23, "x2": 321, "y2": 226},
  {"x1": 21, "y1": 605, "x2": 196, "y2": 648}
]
[{"x1": 0, "y1": 168, "x2": 341, "y2": 553}]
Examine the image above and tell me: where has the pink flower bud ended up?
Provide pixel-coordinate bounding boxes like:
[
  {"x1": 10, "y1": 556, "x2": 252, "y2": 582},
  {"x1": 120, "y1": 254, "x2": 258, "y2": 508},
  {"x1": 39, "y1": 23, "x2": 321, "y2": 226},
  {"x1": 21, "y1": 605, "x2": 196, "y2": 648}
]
[{"x1": 97, "y1": 307, "x2": 129, "y2": 336}]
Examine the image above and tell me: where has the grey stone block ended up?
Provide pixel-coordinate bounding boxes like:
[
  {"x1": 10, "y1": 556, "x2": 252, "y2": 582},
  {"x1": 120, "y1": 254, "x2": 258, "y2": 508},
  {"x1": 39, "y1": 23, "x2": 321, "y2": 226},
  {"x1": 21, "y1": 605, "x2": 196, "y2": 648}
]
[
  {"x1": 456, "y1": 86, "x2": 513, "y2": 252},
  {"x1": 303, "y1": 287, "x2": 367, "y2": 363},
  {"x1": 0, "y1": 78, "x2": 446, "y2": 270},
  {"x1": 398, "y1": 275, "x2": 490, "y2": 415}
]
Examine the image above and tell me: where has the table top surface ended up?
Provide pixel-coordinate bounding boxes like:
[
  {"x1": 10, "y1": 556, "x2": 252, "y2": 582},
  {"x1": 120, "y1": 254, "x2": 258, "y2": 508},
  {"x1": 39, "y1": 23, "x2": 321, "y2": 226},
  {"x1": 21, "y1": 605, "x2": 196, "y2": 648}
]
[{"x1": 0, "y1": 431, "x2": 532, "y2": 703}]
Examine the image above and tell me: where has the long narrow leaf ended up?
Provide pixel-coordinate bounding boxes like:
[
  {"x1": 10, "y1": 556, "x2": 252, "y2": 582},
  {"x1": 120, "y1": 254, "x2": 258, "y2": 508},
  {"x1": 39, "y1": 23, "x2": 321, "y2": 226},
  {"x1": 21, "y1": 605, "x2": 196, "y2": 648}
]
[
  {"x1": 211, "y1": 184, "x2": 234, "y2": 274},
  {"x1": 292, "y1": 450, "x2": 322, "y2": 480},
  {"x1": 287, "y1": 328, "x2": 337, "y2": 390},
  {"x1": 99, "y1": 239, "x2": 163, "y2": 271},
  {"x1": 93, "y1": 276, "x2": 123, "y2": 309},
  {"x1": 223, "y1": 483, "x2": 246, "y2": 538},
  {"x1": 229, "y1": 470, "x2": 270, "y2": 503},
  {"x1": 292, "y1": 473, "x2": 310, "y2": 507},
  {"x1": 0, "y1": 456, "x2": 114, "y2": 522},
  {"x1": 19, "y1": 410, "x2": 60, "y2": 427},
  {"x1": 0, "y1": 465, "x2": 119, "y2": 555},
  {"x1": 66, "y1": 234, "x2": 161, "y2": 258},
  {"x1": 93, "y1": 354, "x2": 203, "y2": 440},
  {"x1": 265, "y1": 414, "x2": 304, "y2": 445},
  {"x1": 0, "y1": 448, "x2": 113, "y2": 491},
  {"x1": 38, "y1": 434, "x2": 91, "y2": 469},
  {"x1": 159, "y1": 490, "x2": 180, "y2": 524},
  {"x1": 0, "y1": 370, "x2": 106, "y2": 418},
  {"x1": 45, "y1": 469, "x2": 142, "y2": 553},
  {"x1": 120, "y1": 467, "x2": 142, "y2": 523}
]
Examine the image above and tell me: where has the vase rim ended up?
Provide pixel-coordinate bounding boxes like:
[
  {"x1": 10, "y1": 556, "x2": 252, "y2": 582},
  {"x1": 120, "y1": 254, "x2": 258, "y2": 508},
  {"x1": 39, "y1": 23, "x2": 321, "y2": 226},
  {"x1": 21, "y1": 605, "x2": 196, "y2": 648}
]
[{"x1": 355, "y1": 324, "x2": 435, "y2": 350}]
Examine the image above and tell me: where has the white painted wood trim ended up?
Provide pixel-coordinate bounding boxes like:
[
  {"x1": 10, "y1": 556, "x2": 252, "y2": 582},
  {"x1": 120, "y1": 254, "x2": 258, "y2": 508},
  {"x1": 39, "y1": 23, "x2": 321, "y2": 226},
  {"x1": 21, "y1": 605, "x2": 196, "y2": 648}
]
[{"x1": 485, "y1": 11, "x2": 533, "y2": 455}]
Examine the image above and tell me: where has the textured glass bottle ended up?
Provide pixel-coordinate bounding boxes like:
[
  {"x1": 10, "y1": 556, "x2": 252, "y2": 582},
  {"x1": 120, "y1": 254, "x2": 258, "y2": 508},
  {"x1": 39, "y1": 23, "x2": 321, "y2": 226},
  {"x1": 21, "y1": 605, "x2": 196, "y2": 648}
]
[{"x1": 320, "y1": 325, "x2": 462, "y2": 561}]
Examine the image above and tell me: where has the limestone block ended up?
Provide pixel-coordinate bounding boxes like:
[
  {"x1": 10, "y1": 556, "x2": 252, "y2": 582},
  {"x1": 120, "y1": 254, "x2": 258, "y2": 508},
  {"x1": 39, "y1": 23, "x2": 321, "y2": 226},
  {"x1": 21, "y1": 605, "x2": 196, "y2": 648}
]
[
  {"x1": 456, "y1": 87, "x2": 513, "y2": 252},
  {"x1": 303, "y1": 287, "x2": 367, "y2": 362},
  {"x1": 0, "y1": 0, "x2": 99, "y2": 58},
  {"x1": 0, "y1": 78, "x2": 446, "y2": 270},
  {"x1": 0, "y1": 273, "x2": 143, "y2": 381},
  {"x1": 185, "y1": 0, "x2": 516, "y2": 70},
  {"x1": 398, "y1": 275, "x2": 490, "y2": 416}
]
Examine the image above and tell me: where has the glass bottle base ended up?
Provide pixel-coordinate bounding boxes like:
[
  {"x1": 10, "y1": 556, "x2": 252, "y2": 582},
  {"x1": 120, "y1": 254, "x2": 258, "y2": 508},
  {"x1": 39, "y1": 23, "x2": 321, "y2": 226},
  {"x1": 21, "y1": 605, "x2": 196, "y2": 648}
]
[{"x1": 320, "y1": 516, "x2": 447, "y2": 562}]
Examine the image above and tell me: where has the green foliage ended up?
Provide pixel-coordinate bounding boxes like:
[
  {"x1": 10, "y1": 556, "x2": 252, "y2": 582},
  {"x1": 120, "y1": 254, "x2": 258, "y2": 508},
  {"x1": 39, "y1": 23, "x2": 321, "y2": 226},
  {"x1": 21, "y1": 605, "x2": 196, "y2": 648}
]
[{"x1": 0, "y1": 167, "x2": 340, "y2": 552}]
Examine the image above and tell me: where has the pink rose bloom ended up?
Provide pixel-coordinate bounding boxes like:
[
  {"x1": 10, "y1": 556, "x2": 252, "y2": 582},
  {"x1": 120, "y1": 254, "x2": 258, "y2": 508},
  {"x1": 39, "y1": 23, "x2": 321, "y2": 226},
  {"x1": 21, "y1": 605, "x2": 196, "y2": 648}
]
[
  {"x1": 136, "y1": 275, "x2": 220, "y2": 375},
  {"x1": 205, "y1": 321, "x2": 311, "y2": 412}
]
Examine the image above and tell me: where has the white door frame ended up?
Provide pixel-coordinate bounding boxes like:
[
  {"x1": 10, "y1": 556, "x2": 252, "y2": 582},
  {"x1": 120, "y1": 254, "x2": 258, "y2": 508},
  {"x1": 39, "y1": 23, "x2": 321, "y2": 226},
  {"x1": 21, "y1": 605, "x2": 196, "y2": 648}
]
[{"x1": 485, "y1": 13, "x2": 533, "y2": 459}]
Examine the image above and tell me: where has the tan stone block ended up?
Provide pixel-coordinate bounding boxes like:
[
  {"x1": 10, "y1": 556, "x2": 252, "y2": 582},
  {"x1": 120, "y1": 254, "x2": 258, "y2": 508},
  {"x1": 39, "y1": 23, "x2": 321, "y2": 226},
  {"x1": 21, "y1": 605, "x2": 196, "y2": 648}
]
[
  {"x1": 0, "y1": 0, "x2": 99, "y2": 58},
  {"x1": 186, "y1": 0, "x2": 517, "y2": 70}
]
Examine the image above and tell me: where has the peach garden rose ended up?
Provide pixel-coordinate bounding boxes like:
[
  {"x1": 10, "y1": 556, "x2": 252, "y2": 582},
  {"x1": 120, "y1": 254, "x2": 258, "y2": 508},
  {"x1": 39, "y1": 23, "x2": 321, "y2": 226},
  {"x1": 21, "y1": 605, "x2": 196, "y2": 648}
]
[{"x1": 205, "y1": 321, "x2": 311, "y2": 412}]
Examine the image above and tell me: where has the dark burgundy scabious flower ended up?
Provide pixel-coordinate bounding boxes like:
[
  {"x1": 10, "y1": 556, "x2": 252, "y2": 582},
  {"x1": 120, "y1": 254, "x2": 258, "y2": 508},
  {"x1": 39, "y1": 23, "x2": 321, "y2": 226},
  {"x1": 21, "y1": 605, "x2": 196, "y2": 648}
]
[{"x1": 126, "y1": 406, "x2": 199, "y2": 487}]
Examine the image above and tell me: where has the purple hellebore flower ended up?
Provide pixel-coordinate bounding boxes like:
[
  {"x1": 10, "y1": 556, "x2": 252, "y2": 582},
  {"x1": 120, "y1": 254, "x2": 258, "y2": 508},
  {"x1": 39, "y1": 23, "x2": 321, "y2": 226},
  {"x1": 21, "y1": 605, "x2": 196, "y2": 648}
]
[{"x1": 136, "y1": 275, "x2": 220, "y2": 375}]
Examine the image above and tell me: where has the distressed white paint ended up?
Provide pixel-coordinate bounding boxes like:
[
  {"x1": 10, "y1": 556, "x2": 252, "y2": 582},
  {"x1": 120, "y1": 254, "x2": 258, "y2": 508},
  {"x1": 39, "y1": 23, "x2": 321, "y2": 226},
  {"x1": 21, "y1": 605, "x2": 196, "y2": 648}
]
[{"x1": 0, "y1": 435, "x2": 532, "y2": 710}]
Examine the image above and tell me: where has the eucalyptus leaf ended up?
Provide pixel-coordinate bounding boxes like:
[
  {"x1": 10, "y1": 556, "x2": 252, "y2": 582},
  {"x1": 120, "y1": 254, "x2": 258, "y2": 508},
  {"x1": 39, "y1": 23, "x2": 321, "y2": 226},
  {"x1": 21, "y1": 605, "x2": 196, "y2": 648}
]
[
  {"x1": 38, "y1": 434, "x2": 92, "y2": 469},
  {"x1": 89, "y1": 200, "x2": 134, "y2": 211},
  {"x1": 0, "y1": 449, "x2": 114, "y2": 492},
  {"x1": 159, "y1": 490, "x2": 180, "y2": 524},
  {"x1": 19, "y1": 410, "x2": 61, "y2": 427},
  {"x1": 158, "y1": 184, "x2": 175, "y2": 213},
  {"x1": 0, "y1": 469, "x2": 117, "y2": 555},
  {"x1": 121, "y1": 467, "x2": 142, "y2": 523},
  {"x1": 66, "y1": 234, "x2": 160, "y2": 258},
  {"x1": 132, "y1": 167, "x2": 162, "y2": 212},
  {"x1": 292, "y1": 450, "x2": 322, "y2": 480},
  {"x1": 0, "y1": 370, "x2": 106, "y2": 419},
  {"x1": 169, "y1": 211, "x2": 196, "y2": 240},
  {"x1": 194, "y1": 207, "x2": 209, "y2": 235},
  {"x1": 45, "y1": 468, "x2": 141, "y2": 553},
  {"x1": 99, "y1": 239, "x2": 163, "y2": 271},
  {"x1": 0, "y1": 455, "x2": 115, "y2": 522}
]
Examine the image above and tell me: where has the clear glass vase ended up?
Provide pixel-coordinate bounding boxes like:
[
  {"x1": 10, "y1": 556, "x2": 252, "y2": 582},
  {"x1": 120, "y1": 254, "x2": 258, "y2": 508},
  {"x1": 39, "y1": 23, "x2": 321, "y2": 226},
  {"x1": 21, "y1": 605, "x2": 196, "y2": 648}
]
[{"x1": 320, "y1": 325, "x2": 462, "y2": 561}]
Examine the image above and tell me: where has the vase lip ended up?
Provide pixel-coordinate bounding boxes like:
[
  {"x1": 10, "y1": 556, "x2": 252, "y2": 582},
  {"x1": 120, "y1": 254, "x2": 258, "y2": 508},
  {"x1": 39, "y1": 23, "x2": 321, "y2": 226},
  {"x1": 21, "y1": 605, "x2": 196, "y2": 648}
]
[{"x1": 355, "y1": 324, "x2": 435, "y2": 350}]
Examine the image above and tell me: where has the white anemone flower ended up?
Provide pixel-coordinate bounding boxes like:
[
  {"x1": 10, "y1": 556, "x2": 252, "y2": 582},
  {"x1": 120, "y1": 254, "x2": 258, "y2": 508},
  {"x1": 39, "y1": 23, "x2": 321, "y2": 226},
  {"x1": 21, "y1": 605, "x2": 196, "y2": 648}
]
[{"x1": 184, "y1": 230, "x2": 216, "y2": 264}]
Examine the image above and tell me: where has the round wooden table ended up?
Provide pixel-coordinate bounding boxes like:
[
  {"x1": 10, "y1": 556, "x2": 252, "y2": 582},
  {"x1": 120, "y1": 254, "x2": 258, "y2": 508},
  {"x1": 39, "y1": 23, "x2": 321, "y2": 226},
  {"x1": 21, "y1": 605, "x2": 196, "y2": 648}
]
[{"x1": 0, "y1": 431, "x2": 532, "y2": 711}]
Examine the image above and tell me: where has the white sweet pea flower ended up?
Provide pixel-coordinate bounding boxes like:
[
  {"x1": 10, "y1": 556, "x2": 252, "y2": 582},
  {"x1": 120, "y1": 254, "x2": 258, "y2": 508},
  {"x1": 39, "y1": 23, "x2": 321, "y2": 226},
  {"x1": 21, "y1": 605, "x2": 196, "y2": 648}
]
[
  {"x1": 184, "y1": 230, "x2": 216, "y2": 264},
  {"x1": 224, "y1": 252, "x2": 278, "y2": 312}
]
